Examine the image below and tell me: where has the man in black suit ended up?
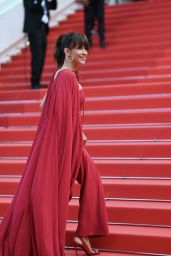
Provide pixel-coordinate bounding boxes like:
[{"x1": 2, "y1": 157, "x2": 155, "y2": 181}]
[
  {"x1": 23, "y1": 0, "x2": 57, "y2": 89},
  {"x1": 81, "y1": 0, "x2": 105, "y2": 48}
]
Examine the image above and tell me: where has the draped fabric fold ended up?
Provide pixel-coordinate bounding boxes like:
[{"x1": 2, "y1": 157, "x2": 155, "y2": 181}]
[{"x1": 0, "y1": 69, "x2": 83, "y2": 256}]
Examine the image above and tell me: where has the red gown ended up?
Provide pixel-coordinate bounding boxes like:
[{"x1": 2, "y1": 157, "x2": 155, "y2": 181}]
[{"x1": 0, "y1": 69, "x2": 109, "y2": 256}]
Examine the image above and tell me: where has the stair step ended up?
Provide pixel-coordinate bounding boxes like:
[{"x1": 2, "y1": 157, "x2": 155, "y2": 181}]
[
  {"x1": 4, "y1": 51, "x2": 170, "y2": 68},
  {"x1": 2, "y1": 49, "x2": 171, "y2": 76},
  {"x1": 1, "y1": 197, "x2": 171, "y2": 227},
  {"x1": 10, "y1": 46, "x2": 170, "y2": 61},
  {"x1": 1, "y1": 177, "x2": 171, "y2": 200},
  {"x1": 5, "y1": 68, "x2": 171, "y2": 85},
  {"x1": 3, "y1": 74, "x2": 171, "y2": 88},
  {"x1": 40, "y1": 41, "x2": 171, "y2": 57},
  {"x1": 64, "y1": 250, "x2": 136, "y2": 256},
  {"x1": 87, "y1": 141, "x2": 171, "y2": 158},
  {"x1": 1, "y1": 94, "x2": 171, "y2": 112},
  {"x1": 1, "y1": 124, "x2": 171, "y2": 141},
  {"x1": 57, "y1": 8, "x2": 171, "y2": 23},
  {"x1": 50, "y1": 16, "x2": 171, "y2": 34},
  {"x1": 68, "y1": 199, "x2": 171, "y2": 227},
  {"x1": 3, "y1": 57, "x2": 171, "y2": 77},
  {"x1": 1, "y1": 158, "x2": 171, "y2": 178},
  {"x1": 1, "y1": 108, "x2": 171, "y2": 126},
  {"x1": 10, "y1": 48, "x2": 169, "y2": 64},
  {"x1": 0, "y1": 69, "x2": 150, "y2": 83},
  {"x1": 3, "y1": 68, "x2": 171, "y2": 83},
  {"x1": 73, "y1": 178, "x2": 171, "y2": 201},
  {"x1": 0, "y1": 141, "x2": 171, "y2": 157},
  {"x1": 66, "y1": 222, "x2": 171, "y2": 254},
  {"x1": 1, "y1": 81, "x2": 171, "y2": 98}
]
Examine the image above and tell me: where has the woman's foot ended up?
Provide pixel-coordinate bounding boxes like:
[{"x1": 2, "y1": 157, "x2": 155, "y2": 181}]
[{"x1": 73, "y1": 236, "x2": 100, "y2": 255}]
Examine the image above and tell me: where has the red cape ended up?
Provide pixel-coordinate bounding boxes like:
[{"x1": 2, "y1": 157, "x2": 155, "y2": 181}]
[{"x1": 0, "y1": 69, "x2": 83, "y2": 256}]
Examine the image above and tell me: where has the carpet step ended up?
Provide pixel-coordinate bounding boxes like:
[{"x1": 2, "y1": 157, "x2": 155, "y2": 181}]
[
  {"x1": 1, "y1": 125, "x2": 171, "y2": 141},
  {"x1": 56, "y1": 16, "x2": 171, "y2": 33},
  {"x1": 68, "y1": 199, "x2": 171, "y2": 226},
  {"x1": 51, "y1": 20, "x2": 171, "y2": 35},
  {"x1": 0, "y1": 69, "x2": 150, "y2": 82},
  {"x1": 5, "y1": 65, "x2": 171, "y2": 80},
  {"x1": 113, "y1": 17, "x2": 171, "y2": 30},
  {"x1": 0, "y1": 89, "x2": 46, "y2": 101},
  {"x1": 83, "y1": 108, "x2": 171, "y2": 124},
  {"x1": 2, "y1": 50, "x2": 171, "y2": 76},
  {"x1": 4, "y1": 81, "x2": 171, "y2": 96},
  {"x1": 1, "y1": 141, "x2": 171, "y2": 157},
  {"x1": 50, "y1": 16, "x2": 171, "y2": 35},
  {"x1": 66, "y1": 251, "x2": 137, "y2": 256},
  {"x1": 65, "y1": 250, "x2": 133, "y2": 256},
  {"x1": 65, "y1": 6, "x2": 171, "y2": 18},
  {"x1": 73, "y1": 178, "x2": 171, "y2": 200},
  {"x1": 1, "y1": 108, "x2": 171, "y2": 126},
  {"x1": 51, "y1": 32, "x2": 170, "y2": 47},
  {"x1": 2, "y1": 75, "x2": 171, "y2": 88},
  {"x1": 3, "y1": 74, "x2": 171, "y2": 88},
  {"x1": 1, "y1": 94, "x2": 171, "y2": 113},
  {"x1": 0, "y1": 78, "x2": 146, "y2": 88},
  {"x1": 1, "y1": 82, "x2": 171, "y2": 99},
  {"x1": 10, "y1": 42, "x2": 171, "y2": 61},
  {"x1": 10, "y1": 48, "x2": 168, "y2": 64},
  {"x1": 1, "y1": 158, "x2": 171, "y2": 178},
  {"x1": 1, "y1": 197, "x2": 171, "y2": 226},
  {"x1": 3, "y1": 57, "x2": 171, "y2": 76},
  {"x1": 135, "y1": 75, "x2": 171, "y2": 85},
  {"x1": 66, "y1": 4, "x2": 171, "y2": 19},
  {"x1": 6, "y1": 57, "x2": 166, "y2": 73},
  {"x1": 1, "y1": 177, "x2": 171, "y2": 201},
  {"x1": 34, "y1": 41, "x2": 171, "y2": 57},
  {"x1": 86, "y1": 142, "x2": 171, "y2": 158},
  {"x1": 66, "y1": 222, "x2": 171, "y2": 254},
  {"x1": 105, "y1": 25, "x2": 171, "y2": 37},
  {"x1": 4, "y1": 67, "x2": 171, "y2": 83},
  {"x1": 50, "y1": 30, "x2": 171, "y2": 46}
]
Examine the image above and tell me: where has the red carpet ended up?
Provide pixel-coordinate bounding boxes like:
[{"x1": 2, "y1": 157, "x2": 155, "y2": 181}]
[{"x1": 0, "y1": 0, "x2": 171, "y2": 254}]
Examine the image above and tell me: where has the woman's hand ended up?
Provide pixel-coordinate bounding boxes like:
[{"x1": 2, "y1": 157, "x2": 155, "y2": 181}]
[
  {"x1": 40, "y1": 94, "x2": 47, "y2": 110},
  {"x1": 82, "y1": 131, "x2": 87, "y2": 145}
]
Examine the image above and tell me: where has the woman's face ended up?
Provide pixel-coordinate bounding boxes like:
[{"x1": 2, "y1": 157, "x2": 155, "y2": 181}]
[{"x1": 69, "y1": 47, "x2": 88, "y2": 65}]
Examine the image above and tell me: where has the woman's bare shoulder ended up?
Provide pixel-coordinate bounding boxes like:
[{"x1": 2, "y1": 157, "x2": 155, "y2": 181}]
[{"x1": 54, "y1": 69, "x2": 75, "y2": 81}]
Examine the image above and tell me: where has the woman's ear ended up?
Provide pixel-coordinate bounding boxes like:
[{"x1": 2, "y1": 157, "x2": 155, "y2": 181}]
[{"x1": 64, "y1": 48, "x2": 71, "y2": 57}]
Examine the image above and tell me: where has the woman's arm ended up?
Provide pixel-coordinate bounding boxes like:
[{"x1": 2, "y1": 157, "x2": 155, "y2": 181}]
[
  {"x1": 40, "y1": 94, "x2": 47, "y2": 110},
  {"x1": 82, "y1": 131, "x2": 87, "y2": 145}
]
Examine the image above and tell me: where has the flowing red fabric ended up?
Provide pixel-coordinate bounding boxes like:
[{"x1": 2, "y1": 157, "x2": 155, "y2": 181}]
[{"x1": 0, "y1": 69, "x2": 83, "y2": 256}]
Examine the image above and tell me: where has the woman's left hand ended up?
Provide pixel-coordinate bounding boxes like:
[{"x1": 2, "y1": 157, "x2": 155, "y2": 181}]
[
  {"x1": 82, "y1": 131, "x2": 87, "y2": 145},
  {"x1": 40, "y1": 94, "x2": 47, "y2": 110}
]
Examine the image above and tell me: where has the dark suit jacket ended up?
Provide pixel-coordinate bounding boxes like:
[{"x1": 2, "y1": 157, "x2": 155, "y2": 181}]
[{"x1": 23, "y1": 0, "x2": 57, "y2": 34}]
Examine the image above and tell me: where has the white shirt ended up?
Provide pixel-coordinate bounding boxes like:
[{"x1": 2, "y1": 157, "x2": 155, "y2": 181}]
[{"x1": 41, "y1": 0, "x2": 49, "y2": 24}]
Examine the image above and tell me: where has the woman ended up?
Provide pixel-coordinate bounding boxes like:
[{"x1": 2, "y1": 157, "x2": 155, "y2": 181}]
[{"x1": 0, "y1": 32, "x2": 109, "y2": 256}]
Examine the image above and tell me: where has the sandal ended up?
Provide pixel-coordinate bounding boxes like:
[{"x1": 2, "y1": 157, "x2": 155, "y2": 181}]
[{"x1": 74, "y1": 237, "x2": 100, "y2": 255}]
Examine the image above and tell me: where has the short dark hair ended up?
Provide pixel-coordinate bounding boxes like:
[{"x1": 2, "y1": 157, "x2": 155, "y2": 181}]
[{"x1": 54, "y1": 32, "x2": 90, "y2": 68}]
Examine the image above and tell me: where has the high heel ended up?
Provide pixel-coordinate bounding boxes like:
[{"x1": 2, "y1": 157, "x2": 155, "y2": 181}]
[
  {"x1": 75, "y1": 248, "x2": 78, "y2": 256},
  {"x1": 74, "y1": 237, "x2": 100, "y2": 255}
]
